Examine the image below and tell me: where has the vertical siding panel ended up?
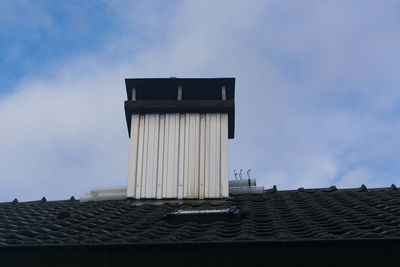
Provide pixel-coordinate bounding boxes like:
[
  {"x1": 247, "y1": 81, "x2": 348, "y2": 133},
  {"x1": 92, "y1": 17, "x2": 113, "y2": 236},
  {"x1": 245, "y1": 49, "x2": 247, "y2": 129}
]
[
  {"x1": 173, "y1": 114, "x2": 180, "y2": 198},
  {"x1": 184, "y1": 113, "x2": 191, "y2": 198},
  {"x1": 199, "y1": 114, "x2": 206, "y2": 199},
  {"x1": 156, "y1": 114, "x2": 164, "y2": 199},
  {"x1": 214, "y1": 113, "x2": 221, "y2": 198},
  {"x1": 165, "y1": 114, "x2": 176, "y2": 198},
  {"x1": 152, "y1": 114, "x2": 160, "y2": 198},
  {"x1": 127, "y1": 114, "x2": 139, "y2": 198},
  {"x1": 178, "y1": 114, "x2": 185, "y2": 198},
  {"x1": 183, "y1": 114, "x2": 188, "y2": 197},
  {"x1": 209, "y1": 114, "x2": 217, "y2": 198},
  {"x1": 188, "y1": 114, "x2": 196, "y2": 198},
  {"x1": 141, "y1": 114, "x2": 150, "y2": 198},
  {"x1": 193, "y1": 114, "x2": 200, "y2": 198},
  {"x1": 205, "y1": 113, "x2": 211, "y2": 198},
  {"x1": 135, "y1": 115, "x2": 145, "y2": 199},
  {"x1": 166, "y1": 114, "x2": 175, "y2": 198},
  {"x1": 145, "y1": 114, "x2": 155, "y2": 198},
  {"x1": 220, "y1": 113, "x2": 229, "y2": 197},
  {"x1": 163, "y1": 114, "x2": 169, "y2": 198},
  {"x1": 146, "y1": 115, "x2": 154, "y2": 198}
]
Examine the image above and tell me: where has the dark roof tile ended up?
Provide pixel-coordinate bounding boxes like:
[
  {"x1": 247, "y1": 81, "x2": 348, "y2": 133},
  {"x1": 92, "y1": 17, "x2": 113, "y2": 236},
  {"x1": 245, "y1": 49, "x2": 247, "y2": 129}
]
[{"x1": 1, "y1": 187, "x2": 400, "y2": 246}]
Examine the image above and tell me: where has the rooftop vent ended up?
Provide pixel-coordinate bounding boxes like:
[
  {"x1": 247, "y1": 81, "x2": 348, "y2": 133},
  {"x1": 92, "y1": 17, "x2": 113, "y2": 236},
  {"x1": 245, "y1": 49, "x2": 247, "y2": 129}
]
[
  {"x1": 124, "y1": 78, "x2": 235, "y2": 199},
  {"x1": 164, "y1": 206, "x2": 240, "y2": 223},
  {"x1": 80, "y1": 186, "x2": 127, "y2": 202}
]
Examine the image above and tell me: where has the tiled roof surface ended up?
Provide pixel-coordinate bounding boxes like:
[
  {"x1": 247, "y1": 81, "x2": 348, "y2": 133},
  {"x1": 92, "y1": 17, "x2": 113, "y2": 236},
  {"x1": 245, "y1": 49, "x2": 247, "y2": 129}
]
[{"x1": 1, "y1": 185, "x2": 400, "y2": 246}]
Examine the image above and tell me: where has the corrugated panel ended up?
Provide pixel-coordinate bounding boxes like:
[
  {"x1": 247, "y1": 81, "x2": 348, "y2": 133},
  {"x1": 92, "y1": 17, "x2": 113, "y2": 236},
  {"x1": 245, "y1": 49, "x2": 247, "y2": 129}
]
[{"x1": 127, "y1": 113, "x2": 229, "y2": 199}]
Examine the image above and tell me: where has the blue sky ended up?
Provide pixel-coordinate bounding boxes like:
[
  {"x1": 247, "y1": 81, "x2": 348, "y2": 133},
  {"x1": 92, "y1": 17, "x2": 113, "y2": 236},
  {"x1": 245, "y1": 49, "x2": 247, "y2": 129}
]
[{"x1": 1, "y1": 1, "x2": 400, "y2": 201}]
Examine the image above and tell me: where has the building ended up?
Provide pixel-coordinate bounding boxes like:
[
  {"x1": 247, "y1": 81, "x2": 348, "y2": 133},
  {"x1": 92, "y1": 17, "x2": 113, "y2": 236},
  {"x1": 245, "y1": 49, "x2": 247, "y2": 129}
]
[{"x1": 0, "y1": 78, "x2": 399, "y2": 266}]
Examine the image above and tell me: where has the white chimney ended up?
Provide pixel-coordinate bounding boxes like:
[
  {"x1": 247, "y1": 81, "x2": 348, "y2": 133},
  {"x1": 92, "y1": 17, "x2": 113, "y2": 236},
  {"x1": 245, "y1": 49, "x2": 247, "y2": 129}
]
[{"x1": 124, "y1": 78, "x2": 235, "y2": 199}]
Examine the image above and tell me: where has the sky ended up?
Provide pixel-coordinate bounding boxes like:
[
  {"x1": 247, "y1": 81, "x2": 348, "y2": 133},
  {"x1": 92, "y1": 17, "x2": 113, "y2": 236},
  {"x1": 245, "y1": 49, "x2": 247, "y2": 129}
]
[{"x1": 1, "y1": 0, "x2": 400, "y2": 202}]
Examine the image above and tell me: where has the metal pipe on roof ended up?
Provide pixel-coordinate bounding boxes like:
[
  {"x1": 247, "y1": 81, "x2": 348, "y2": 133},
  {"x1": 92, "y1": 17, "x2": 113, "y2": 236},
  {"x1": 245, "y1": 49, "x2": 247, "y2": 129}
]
[
  {"x1": 80, "y1": 194, "x2": 126, "y2": 202},
  {"x1": 228, "y1": 179, "x2": 256, "y2": 188},
  {"x1": 229, "y1": 186, "x2": 264, "y2": 195},
  {"x1": 80, "y1": 186, "x2": 128, "y2": 202},
  {"x1": 90, "y1": 186, "x2": 127, "y2": 195}
]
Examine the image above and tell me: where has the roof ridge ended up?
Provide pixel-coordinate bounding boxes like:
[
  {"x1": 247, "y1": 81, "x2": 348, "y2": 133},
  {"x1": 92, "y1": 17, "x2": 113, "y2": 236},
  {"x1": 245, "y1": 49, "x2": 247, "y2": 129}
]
[{"x1": 1, "y1": 185, "x2": 399, "y2": 204}]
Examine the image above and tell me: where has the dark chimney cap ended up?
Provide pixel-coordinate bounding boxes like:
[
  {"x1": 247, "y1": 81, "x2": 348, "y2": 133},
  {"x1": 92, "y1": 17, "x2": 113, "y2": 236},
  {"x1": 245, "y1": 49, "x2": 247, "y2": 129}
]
[
  {"x1": 124, "y1": 78, "x2": 235, "y2": 138},
  {"x1": 125, "y1": 78, "x2": 235, "y2": 101}
]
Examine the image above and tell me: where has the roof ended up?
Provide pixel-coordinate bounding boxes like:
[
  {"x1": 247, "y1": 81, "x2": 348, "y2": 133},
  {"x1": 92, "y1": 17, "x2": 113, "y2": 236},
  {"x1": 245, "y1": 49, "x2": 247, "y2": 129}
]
[{"x1": 1, "y1": 185, "x2": 400, "y2": 247}]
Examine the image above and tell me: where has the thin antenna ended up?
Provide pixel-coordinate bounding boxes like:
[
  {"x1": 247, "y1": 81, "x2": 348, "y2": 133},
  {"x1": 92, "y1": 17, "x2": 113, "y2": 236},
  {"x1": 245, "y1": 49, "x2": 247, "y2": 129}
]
[
  {"x1": 239, "y1": 169, "x2": 243, "y2": 180},
  {"x1": 247, "y1": 169, "x2": 251, "y2": 179}
]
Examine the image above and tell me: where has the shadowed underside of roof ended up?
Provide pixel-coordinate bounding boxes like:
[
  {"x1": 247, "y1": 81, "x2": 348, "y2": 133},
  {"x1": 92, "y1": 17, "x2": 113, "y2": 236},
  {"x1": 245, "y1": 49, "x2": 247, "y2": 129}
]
[{"x1": 1, "y1": 186, "x2": 400, "y2": 247}]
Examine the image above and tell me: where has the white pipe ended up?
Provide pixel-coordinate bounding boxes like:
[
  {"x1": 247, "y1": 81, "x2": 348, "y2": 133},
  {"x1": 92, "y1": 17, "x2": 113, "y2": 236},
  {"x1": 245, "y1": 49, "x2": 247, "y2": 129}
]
[
  {"x1": 229, "y1": 179, "x2": 256, "y2": 188},
  {"x1": 80, "y1": 186, "x2": 127, "y2": 202},
  {"x1": 80, "y1": 194, "x2": 126, "y2": 202},
  {"x1": 90, "y1": 186, "x2": 127, "y2": 194},
  {"x1": 229, "y1": 186, "x2": 264, "y2": 195}
]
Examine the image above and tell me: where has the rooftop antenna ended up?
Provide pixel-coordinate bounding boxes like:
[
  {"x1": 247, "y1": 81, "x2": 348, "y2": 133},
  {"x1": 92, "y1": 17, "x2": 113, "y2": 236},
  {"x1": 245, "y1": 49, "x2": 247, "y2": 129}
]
[
  {"x1": 234, "y1": 169, "x2": 238, "y2": 180},
  {"x1": 239, "y1": 169, "x2": 243, "y2": 180},
  {"x1": 247, "y1": 169, "x2": 251, "y2": 179}
]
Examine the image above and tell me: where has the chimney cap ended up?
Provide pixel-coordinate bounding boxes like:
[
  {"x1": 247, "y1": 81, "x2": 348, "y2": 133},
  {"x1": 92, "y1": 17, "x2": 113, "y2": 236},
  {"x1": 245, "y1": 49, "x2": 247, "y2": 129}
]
[
  {"x1": 124, "y1": 77, "x2": 235, "y2": 138},
  {"x1": 125, "y1": 77, "x2": 235, "y2": 101}
]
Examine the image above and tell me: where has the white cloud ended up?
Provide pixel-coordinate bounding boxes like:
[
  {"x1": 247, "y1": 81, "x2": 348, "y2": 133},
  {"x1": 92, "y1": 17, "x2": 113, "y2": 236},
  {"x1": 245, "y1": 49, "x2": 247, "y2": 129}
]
[
  {"x1": 1, "y1": 1, "x2": 400, "y2": 201},
  {"x1": 338, "y1": 166, "x2": 384, "y2": 189}
]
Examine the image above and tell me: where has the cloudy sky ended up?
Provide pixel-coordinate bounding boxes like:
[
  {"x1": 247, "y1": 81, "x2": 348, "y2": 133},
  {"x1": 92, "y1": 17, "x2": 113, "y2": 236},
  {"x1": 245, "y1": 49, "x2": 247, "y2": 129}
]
[{"x1": 1, "y1": 1, "x2": 400, "y2": 202}]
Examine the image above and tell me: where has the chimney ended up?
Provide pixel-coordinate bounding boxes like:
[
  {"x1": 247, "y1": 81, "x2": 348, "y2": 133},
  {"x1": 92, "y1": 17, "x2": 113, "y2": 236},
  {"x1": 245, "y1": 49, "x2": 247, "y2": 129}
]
[{"x1": 124, "y1": 78, "x2": 235, "y2": 199}]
